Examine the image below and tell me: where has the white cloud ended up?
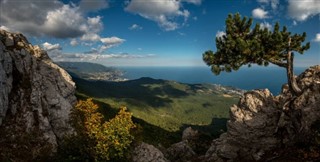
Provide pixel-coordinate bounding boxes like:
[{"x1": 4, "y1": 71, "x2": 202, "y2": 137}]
[
  {"x1": 43, "y1": 5, "x2": 85, "y2": 38},
  {"x1": 0, "y1": 0, "x2": 62, "y2": 37},
  {"x1": 42, "y1": 42, "x2": 62, "y2": 51},
  {"x1": 125, "y1": 0, "x2": 195, "y2": 31},
  {"x1": 81, "y1": 33, "x2": 101, "y2": 42},
  {"x1": 181, "y1": 0, "x2": 202, "y2": 5},
  {"x1": 257, "y1": 0, "x2": 279, "y2": 10},
  {"x1": 129, "y1": 24, "x2": 143, "y2": 30},
  {"x1": 293, "y1": 20, "x2": 297, "y2": 26},
  {"x1": 288, "y1": 0, "x2": 320, "y2": 21},
  {"x1": 0, "y1": 0, "x2": 107, "y2": 40},
  {"x1": 156, "y1": 15, "x2": 179, "y2": 31},
  {"x1": 270, "y1": 0, "x2": 279, "y2": 10},
  {"x1": 100, "y1": 37, "x2": 125, "y2": 44},
  {"x1": 216, "y1": 31, "x2": 226, "y2": 38},
  {"x1": 313, "y1": 33, "x2": 320, "y2": 42},
  {"x1": 178, "y1": 9, "x2": 190, "y2": 21},
  {"x1": 0, "y1": 26, "x2": 12, "y2": 32},
  {"x1": 42, "y1": 42, "x2": 63, "y2": 59},
  {"x1": 79, "y1": 0, "x2": 109, "y2": 12},
  {"x1": 260, "y1": 22, "x2": 272, "y2": 30},
  {"x1": 0, "y1": 0, "x2": 127, "y2": 52},
  {"x1": 79, "y1": 16, "x2": 105, "y2": 42},
  {"x1": 70, "y1": 39, "x2": 78, "y2": 46},
  {"x1": 252, "y1": 8, "x2": 269, "y2": 19},
  {"x1": 86, "y1": 16, "x2": 103, "y2": 33},
  {"x1": 99, "y1": 37, "x2": 126, "y2": 52},
  {"x1": 82, "y1": 42, "x2": 94, "y2": 46},
  {"x1": 126, "y1": 0, "x2": 180, "y2": 16}
]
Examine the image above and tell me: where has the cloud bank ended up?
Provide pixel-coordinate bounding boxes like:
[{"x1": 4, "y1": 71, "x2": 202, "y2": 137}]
[{"x1": 0, "y1": 0, "x2": 109, "y2": 39}]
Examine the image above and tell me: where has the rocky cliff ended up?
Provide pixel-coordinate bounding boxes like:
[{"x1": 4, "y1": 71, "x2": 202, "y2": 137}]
[
  {"x1": 205, "y1": 65, "x2": 320, "y2": 161},
  {"x1": 0, "y1": 29, "x2": 76, "y2": 158}
]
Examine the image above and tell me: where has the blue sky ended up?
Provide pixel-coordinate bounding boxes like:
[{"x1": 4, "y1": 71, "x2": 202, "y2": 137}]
[{"x1": 0, "y1": 0, "x2": 319, "y2": 67}]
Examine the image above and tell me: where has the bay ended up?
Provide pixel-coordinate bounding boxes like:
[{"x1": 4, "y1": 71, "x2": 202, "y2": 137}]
[{"x1": 119, "y1": 66, "x2": 307, "y2": 95}]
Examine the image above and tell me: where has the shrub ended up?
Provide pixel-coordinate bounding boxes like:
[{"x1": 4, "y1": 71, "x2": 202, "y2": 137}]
[{"x1": 59, "y1": 98, "x2": 136, "y2": 161}]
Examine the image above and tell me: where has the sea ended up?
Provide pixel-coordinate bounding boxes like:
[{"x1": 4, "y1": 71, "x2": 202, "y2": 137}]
[{"x1": 119, "y1": 66, "x2": 308, "y2": 95}]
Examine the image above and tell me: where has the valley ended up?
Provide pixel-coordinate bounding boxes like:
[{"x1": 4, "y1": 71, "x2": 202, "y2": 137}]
[{"x1": 66, "y1": 62, "x2": 244, "y2": 146}]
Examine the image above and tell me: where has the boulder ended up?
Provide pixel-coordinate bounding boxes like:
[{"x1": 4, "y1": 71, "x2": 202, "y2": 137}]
[
  {"x1": 182, "y1": 127, "x2": 199, "y2": 141},
  {"x1": 132, "y1": 142, "x2": 169, "y2": 162},
  {"x1": 165, "y1": 140, "x2": 196, "y2": 162}
]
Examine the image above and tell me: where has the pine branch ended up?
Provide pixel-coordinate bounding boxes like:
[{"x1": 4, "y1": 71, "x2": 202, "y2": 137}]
[{"x1": 269, "y1": 58, "x2": 287, "y2": 68}]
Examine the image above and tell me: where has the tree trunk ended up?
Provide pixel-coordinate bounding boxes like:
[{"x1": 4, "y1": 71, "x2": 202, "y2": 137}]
[{"x1": 286, "y1": 49, "x2": 302, "y2": 96}]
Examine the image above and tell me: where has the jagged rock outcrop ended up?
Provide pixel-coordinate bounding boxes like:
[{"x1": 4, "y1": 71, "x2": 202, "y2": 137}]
[
  {"x1": 132, "y1": 142, "x2": 169, "y2": 162},
  {"x1": 0, "y1": 30, "x2": 76, "y2": 153},
  {"x1": 205, "y1": 65, "x2": 320, "y2": 161}
]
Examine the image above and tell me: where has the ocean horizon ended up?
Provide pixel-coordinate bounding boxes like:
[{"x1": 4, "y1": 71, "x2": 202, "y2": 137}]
[{"x1": 119, "y1": 66, "x2": 309, "y2": 95}]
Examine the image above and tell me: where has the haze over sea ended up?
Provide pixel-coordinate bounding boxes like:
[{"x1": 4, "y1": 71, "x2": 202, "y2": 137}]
[{"x1": 120, "y1": 66, "x2": 307, "y2": 95}]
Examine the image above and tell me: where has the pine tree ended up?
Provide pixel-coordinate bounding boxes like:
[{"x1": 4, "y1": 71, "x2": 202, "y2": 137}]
[{"x1": 203, "y1": 13, "x2": 310, "y2": 96}]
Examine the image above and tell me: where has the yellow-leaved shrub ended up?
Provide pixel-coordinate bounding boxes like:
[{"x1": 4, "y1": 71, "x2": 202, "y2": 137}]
[
  {"x1": 96, "y1": 107, "x2": 136, "y2": 159},
  {"x1": 59, "y1": 98, "x2": 136, "y2": 161}
]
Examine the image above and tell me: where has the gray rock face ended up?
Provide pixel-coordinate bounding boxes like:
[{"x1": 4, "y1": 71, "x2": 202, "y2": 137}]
[
  {"x1": 165, "y1": 141, "x2": 196, "y2": 162},
  {"x1": 205, "y1": 65, "x2": 320, "y2": 161},
  {"x1": 0, "y1": 30, "x2": 76, "y2": 149},
  {"x1": 205, "y1": 89, "x2": 280, "y2": 161},
  {"x1": 182, "y1": 127, "x2": 199, "y2": 141},
  {"x1": 132, "y1": 142, "x2": 169, "y2": 162}
]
